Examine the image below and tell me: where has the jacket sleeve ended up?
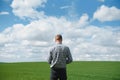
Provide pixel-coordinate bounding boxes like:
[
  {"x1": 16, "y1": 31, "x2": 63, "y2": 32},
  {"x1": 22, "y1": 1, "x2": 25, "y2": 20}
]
[
  {"x1": 66, "y1": 47, "x2": 73, "y2": 64},
  {"x1": 48, "y1": 49, "x2": 53, "y2": 64}
]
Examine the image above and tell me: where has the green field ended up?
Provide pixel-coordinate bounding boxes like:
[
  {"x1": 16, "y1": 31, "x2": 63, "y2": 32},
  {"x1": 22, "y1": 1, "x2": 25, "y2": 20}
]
[{"x1": 0, "y1": 61, "x2": 120, "y2": 80}]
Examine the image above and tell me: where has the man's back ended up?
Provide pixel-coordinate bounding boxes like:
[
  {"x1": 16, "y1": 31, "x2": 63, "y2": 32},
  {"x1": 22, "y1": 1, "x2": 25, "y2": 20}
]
[
  {"x1": 48, "y1": 34, "x2": 72, "y2": 80},
  {"x1": 48, "y1": 44, "x2": 72, "y2": 68}
]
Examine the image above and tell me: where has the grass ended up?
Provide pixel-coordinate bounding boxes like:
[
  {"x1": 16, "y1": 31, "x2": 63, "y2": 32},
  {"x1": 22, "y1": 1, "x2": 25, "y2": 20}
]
[{"x1": 0, "y1": 61, "x2": 120, "y2": 80}]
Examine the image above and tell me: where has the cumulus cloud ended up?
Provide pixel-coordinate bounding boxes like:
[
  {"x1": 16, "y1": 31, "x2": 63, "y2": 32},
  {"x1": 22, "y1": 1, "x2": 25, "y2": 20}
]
[
  {"x1": 0, "y1": 1, "x2": 120, "y2": 62},
  {"x1": 93, "y1": 5, "x2": 120, "y2": 22},
  {"x1": 0, "y1": 11, "x2": 9, "y2": 15},
  {"x1": 0, "y1": 14, "x2": 120, "y2": 62},
  {"x1": 11, "y1": 0, "x2": 47, "y2": 19},
  {"x1": 77, "y1": 14, "x2": 89, "y2": 27},
  {"x1": 0, "y1": 16, "x2": 72, "y2": 62}
]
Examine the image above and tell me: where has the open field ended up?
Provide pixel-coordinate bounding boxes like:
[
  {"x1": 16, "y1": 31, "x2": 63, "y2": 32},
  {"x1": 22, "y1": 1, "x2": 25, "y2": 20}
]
[{"x1": 0, "y1": 61, "x2": 120, "y2": 80}]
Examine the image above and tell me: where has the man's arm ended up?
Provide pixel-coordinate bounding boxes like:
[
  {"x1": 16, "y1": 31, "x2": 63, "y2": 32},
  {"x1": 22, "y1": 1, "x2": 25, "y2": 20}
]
[
  {"x1": 48, "y1": 50, "x2": 53, "y2": 64},
  {"x1": 66, "y1": 47, "x2": 73, "y2": 64}
]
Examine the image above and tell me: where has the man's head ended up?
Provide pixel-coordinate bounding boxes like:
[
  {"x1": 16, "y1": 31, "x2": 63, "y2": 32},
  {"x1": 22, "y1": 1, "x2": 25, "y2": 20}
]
[{"x1": 55, "y1": 34, "x2": 62, "y2": 43}]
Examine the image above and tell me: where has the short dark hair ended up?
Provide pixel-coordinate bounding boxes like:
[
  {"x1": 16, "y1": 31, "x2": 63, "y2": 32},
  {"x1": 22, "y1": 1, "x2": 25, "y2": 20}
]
[{"x1": 55, "y1": 34, "x2": 62, "y2": 41}]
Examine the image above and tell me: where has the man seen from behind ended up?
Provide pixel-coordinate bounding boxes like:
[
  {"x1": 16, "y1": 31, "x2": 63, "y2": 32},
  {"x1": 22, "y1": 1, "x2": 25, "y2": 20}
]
[{"x1": 48, "y1": 34, "x2": 73, "y2": 80}]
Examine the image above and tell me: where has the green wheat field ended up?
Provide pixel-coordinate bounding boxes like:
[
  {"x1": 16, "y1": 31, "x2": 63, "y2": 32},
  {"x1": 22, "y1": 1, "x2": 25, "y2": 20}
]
[{"x1": 0, "y1": 61, "x2": 120, "y2": 80}]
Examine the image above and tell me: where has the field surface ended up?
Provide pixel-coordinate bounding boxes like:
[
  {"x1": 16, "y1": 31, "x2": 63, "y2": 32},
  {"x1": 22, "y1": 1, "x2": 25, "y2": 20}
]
[{"x1": 0, "y1": 61, "x2": 120, "y2": 80}]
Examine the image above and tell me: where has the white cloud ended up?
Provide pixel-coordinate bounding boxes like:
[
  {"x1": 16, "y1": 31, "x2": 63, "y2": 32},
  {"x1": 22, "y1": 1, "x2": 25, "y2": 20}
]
[
  {"x1": 77, "y1": 14, "x2": 89, "y2": 27},
  {"x1": 60, "y1": 6, "x2": 71, "y2": 9},
  {"x1": 0, "y1": 53, "x2": 20, "y2": 59},
  {"x1": 66, "y1": 2, "x2": 78, "y2": 19},
  {"x1": 1, "y1": 1, "x2": 120, "y2": 62},
  {"x1": 1, "y1": 0, "x2": 120, "y2": 62},
  {"x1": 0, "y1": 13, "x2": 120, "y2": 62},
  {"x1": 11, "y1": 0, "x2": 47, "y2": 19},
  {"x1": 93, "y1": 5, "x2": 120, "y2": 22},
  {"x1": 0, "y1": 11, "x2": 9, "y2": 15}
]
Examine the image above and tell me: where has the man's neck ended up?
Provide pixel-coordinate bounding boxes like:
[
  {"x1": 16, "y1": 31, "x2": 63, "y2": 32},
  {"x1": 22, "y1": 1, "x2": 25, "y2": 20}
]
[{"x1": 56, "y1": 41, "x2": 62, "y2": 44}]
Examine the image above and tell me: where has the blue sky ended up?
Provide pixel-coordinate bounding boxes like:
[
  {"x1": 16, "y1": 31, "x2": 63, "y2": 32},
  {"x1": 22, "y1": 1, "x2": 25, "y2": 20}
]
[
  {"x1": 0, "y1": 0, "x2": 120, "y2": 62},
  {"x1": 0, "y1": 0, "x2": 120, "y2": 31}
]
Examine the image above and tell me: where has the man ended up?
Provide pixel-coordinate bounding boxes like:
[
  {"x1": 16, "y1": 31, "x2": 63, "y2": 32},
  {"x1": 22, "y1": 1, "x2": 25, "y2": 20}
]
[{"x1": 48, "y1": 34, "x2": 73, "y2": 80}]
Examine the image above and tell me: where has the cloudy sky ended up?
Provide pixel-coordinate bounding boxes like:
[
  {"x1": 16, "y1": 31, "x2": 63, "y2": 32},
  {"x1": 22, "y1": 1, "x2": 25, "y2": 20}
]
[{"x1": 0, "y1": 0, "x2": 120, "y2": 62}]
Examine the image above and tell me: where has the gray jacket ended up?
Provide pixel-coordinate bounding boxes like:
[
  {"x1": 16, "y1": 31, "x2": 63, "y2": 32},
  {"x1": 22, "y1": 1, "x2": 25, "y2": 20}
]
[{"x1": 48, "y1": 43, "x2": 73, "y2": 68}]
